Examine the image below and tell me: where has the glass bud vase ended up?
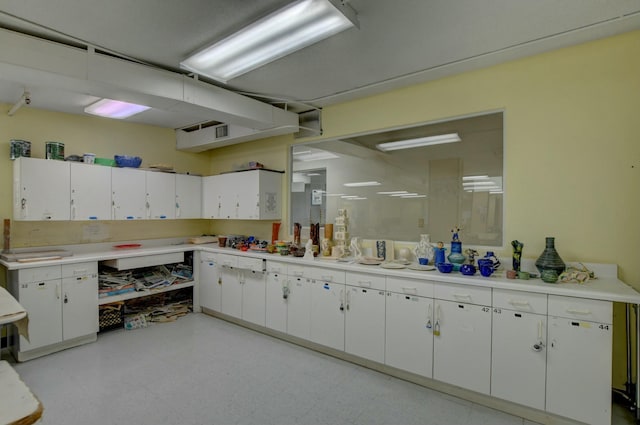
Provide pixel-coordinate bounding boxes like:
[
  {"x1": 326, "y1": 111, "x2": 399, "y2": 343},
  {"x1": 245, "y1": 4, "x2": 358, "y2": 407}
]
[{"x1": 535, "y1": 237, "x2": 566, "y2": 275}]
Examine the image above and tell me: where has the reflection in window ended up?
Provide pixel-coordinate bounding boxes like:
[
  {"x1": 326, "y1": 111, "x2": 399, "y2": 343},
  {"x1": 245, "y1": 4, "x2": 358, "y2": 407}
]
[{"x1": 291, "y1": 112, "x2": 503, "y2": 247}]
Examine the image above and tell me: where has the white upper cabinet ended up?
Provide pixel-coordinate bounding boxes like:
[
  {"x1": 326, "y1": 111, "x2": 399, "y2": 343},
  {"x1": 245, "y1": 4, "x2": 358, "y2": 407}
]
[
  {"x1": 13, "y1": 157, "x2": 70, "y2": 221},
  {"x1": 175, "y1": 174, "x2": 202, "y2": 219},
  {"x1": 70, "y1": 162, "x2": 112, "y2": 220},
  {"x1": 202, "y1": 170, "x2": 282, "y2": 220},
  {"x1": 145, "y1": 171, "x2": 176, "y2": 219},
  {"x1": 111, "y1": 167, "x2": 146, "y2": 220}
]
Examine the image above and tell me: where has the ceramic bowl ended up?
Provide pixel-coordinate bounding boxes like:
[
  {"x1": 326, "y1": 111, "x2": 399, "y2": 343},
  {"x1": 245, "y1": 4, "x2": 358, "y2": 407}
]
[
  {"x1": 460, "y1": 264, "x2": 477, "y2": 276},
  {"x1": 437, "y1": 263, "x2": 453, "y2": 273}
]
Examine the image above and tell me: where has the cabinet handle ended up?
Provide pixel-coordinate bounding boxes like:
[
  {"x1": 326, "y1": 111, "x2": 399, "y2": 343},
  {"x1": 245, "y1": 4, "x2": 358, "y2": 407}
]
[
  {"x1": 21, "y1": 198, "x2": 27, "y2": 219},
  {"x1": 56, "y1": 283, "x2": 61, "y2": 300},
  {"x1": 176, "y1": 202, "x2": 181, "y2": 218},
  {"x1": 357, "y1": 280, "x2": 372, "y2": 288},
  {"x1": 146, "y1": 201, "x2": 151, "y2": 218},
  {"x1": 70, "y1": 199, "x2": 76, "y2": 220},
  {"x1": 426, "y1": 303, "x2": 433, "y2": 329},
  {"x1": 453, "y1": 293, "x2": 472, "y2": 301},
  {"x1": 566, "y1": 308, "x2": 592, "y2": 315},
  {"x1": 64, "y1": 293, "x2": 68, "y2": 304},
  {"x1": 532, "y1": 320, "x2": 545, "y2": 352},
  {"x1": 402, "y1": 287, "x2": 417, "y2": 294},
  {"x1": 339, "y1": 289, "x2": 345, "y2": 311}
]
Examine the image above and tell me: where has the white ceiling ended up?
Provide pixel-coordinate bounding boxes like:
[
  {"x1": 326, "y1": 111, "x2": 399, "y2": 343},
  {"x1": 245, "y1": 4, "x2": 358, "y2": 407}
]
[{"x1": 0, "y1": 0, "x2": 639, "y2": 128}]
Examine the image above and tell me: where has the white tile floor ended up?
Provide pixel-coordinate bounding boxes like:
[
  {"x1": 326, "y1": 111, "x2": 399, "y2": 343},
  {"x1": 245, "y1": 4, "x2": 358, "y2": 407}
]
[{"x1": 6, "y1": 313, "x2": 638, "y2": 425}]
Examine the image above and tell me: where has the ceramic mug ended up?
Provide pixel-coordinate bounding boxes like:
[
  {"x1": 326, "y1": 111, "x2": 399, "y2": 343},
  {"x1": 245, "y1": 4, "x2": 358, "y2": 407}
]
[
  {"x1": 418, "y1": 258, "x2": 429, "y2": 265},
  {"x1": 480, "y1": 265, "x2": 493, "y2": 277}
]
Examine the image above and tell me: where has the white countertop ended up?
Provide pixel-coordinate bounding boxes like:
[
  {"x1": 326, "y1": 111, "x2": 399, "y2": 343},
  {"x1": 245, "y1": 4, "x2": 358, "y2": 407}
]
[{"x1": 2, "y1": 238, "x2": 640, "y2": 304}]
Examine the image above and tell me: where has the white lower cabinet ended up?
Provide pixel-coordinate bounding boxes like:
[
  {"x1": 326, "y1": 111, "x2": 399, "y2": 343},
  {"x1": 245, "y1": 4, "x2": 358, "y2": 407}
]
[
  {"x1": 9, "y1": 262, "x2": 98, "y2": 360},
  {"x1": 344, "y1": 272, "x2": 386, "y2": 363},
  {"x1": 218, "y1": 254, "x2": 265, "y2": 326},
  {"x1": 286, "y1": 274, "x2": 312, "y2": 340},
  {"x1": 546, "y1": 296, "x2": 613, "y2": 425},
  {"x1": 385, "y1": 290, "x2": 434, "y2": 377},
  {"x1": 265, "y1": 269, "x2": 288, "y2": 333},
  {"x1": 491, "y1": 289, "x2": 547, "y2": 410},
  {"x1": 309, "y1": 267, "x2": 346, "y2": 351},
  {"x1": 433, "y1": 283, "x2": 492, "y2": 394},
  {"x1": 199, "y1": 253, "x2": 221, "y2": 312},
  {"x1": 241, "y1": 270, "x2": 266, "y2": 326}
]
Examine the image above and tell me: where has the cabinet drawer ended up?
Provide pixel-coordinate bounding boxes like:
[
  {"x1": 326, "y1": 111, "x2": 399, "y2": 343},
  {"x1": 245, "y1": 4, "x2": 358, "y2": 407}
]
[
  {"x1": 310, "y1": 267, "x2": 345, "y2": 284},
  {"x1": 16, "y1": 265, "x2": 61, "y2": 282},
  {"x1": 237, "y1": 256, "x2": 265, "y2": 272},
  {"x1": 62, "y1": 262, "x2": 98, "y2": 278},
  {"x1": 435, "y1": 283, "x2": 491, "y2": 306},
  {"x1": 218, "y1": 253, "x2": 238, "y2": 268},
  {"x1": 346, "y1": 272, "x2": 385, "y2": 290},
  {"x1": 287, "y1": 264, "x2": 309, "y2": 278},
  {"x1": 386, "y1": 276, "x2": 433, "y2": 297},
  {"x1": 493, "y1": 289, "x2": 547, "y2": 314},
  {"x1": 266, "y1": 261, "x2": 287, "y2": 274},
  {"x1": 548, "y1": 295, "x2": 612, "y2": 324},
  {"x1": 102, "y1": 252, "x2": 184, "y2": 270}
]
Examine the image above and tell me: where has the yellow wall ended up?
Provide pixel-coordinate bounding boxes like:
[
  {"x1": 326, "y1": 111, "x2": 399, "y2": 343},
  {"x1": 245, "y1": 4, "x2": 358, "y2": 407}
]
[
  {"x1": 205, "y1": 30, "x2": 640, "y2": 389},
  {"x1": 0, "y1": 108, "x2": 213, "y2": 246},
  {"x1": 0, "y1": 30, "x2": 638, "y2": 387}
]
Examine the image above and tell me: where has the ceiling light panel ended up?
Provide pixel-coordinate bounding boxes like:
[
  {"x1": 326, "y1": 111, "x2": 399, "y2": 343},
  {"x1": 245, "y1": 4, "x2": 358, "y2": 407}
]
[
  {"x1": 376, "y1": 133, "x2": 461, "y2": 152},
  {"x1": 180, "y1": 0, "x2": 358, "y2": 82},
  {"x1": 84, "y1": 99, "x2": 150, "y2": 119},
  {"x1": 343, "y1": 181, "x2": 382, "y2": 187}
]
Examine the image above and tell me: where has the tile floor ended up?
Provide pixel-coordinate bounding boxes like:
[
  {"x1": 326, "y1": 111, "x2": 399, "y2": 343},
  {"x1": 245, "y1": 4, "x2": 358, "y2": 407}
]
[{"x1": 6, "y1": 313, "x2": 638, "y2": 425}]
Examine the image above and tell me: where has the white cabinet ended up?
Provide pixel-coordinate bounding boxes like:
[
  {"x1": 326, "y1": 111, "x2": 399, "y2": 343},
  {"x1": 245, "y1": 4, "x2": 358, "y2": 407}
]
[
  {"x1": 309, "y1": 267, "x2": 346, "y2": 351},
  {"x1": 9, "y1": 262, "x2": 98, "y2": 361},
  {"x1": 491, "y1": 289, "x2": 547, "y2": 410},
  {"x1": 70, "y1": 162, "x2": 112, "y2": 220},
  {"x1": 145, "y1": 171, "x2": 176, "y2": 219},
  {"x1": 112, "y1": 167, "x2": 146, "y2": 220},
  {"x1": 286, "y1": 264, "x2": 312, "y2": 340},
  {"x1": 385, "y1": 277, "x2": 434, "y2": 378},
  {"x1": 546, "y1": 296, "x2": 613, "y2": 425},
  {"x1": 175, "y1": 174, "x2": 202, "y2": 219},
  {"x1": 433, "y1": 283, "x2": 492, "y2": 394},
  {"x1": 344, "y1": 272, "x2": 386, "y2": 363},
  {"x1": 217, "y1": 254, "x2": 266, "y2": 326},
  {"x1": 201, "y1": 170, "x2": 282, "y2": 220},
  {"x1": 265, "y1": 261, "x2": 288, "y2": 333},
  {"x1": 13, "y1": 157, "x2": 70, "y2": 220},
  {"x1": 199, "y1": 253, "x2": 220, "y2": 312}
]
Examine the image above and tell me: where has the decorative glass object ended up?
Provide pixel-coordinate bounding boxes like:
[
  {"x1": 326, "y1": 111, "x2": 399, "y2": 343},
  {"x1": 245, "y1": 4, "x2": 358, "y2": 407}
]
[
  {"x1": 511, "y1": 240, "x2": 523, "y2": 271},
  {"x1": 414, "y1": 234, "x2": 434, "y2": 264}
]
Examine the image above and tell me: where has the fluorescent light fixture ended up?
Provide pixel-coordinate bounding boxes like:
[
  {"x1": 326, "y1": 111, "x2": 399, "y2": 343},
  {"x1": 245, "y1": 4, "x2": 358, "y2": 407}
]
[
  {"x1": 377, "y1": 191, "x2": 409, "y2": 195},
  {"x1": 341, "y1": 195, "x2": 360, "y2": 199},
  {"x1": 84, "y1": 99, "x2": 150, "y2": 119},
  {"x1": 180, "y1": 0, "x2": 358, "y2": 82},
  {"x1": 294, "y1": 151, "x2": 339, "y2": 162},
  {"x1": 463, "y1": 181, "x2": 497, "y2": 186},
  {"x1": 376, "y1": 133, "x2": 461, "y2": 152},
  {"x1": 463, "y1": 175, "x2": 489, "y2": 181},
  {"x1": 324, "y1": 193, "x2": 346, "y2": 197},
  {"x1": 343, "y1": 181, "x2": 381, "y2": 187},
  {"x1": 391, "y1": 192, "x2": 418, "y2": 197},
  {"x1": 400, "y1": 194, "x2": 427, "y2": 198}
]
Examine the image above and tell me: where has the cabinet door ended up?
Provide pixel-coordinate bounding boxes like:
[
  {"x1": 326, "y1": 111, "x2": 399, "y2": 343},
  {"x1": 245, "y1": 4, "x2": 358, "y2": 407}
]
[
  {"x1": 146, "y1": 171, "x2": 176, "y2": 219},
  {"x1": 219, "y1": 266, "x2": 242, "y2": 319},
  {"x1": 257, "y1": 170, "x2": 282, "y2": 220},
  {"x1": 218, "y1": 173, "x2": 238, "y2": 219},
  {"x1": 286, "y1": 276, "x2": 312, "y2": 340},
  {"x1": 310, "y1": 280, "x2": 345, "y2": 351},
  {"x1": 70, "y1": 162, "x2": 112, "y2": 220},
  {"x1": 546, "y1": 317, "x2": 612, "y2": 425},
  {"x1": 112, "y1": 167, "x2": 146, "y2": 220},
  {"x1": 62, "y1": 274, "x2": 98, "y2": 340},
  {"x1": 385, "y1": 292, "x2": 433, "y2": 378},
  {"x1": 18, "y1": 280, "x2": 63, "y2": 350},
  {"x1": 14, "y1": 157, "x2": 70, "y2": 220},
  {"x1": 265, "y1": 272, "x2": 288, "y2": 333},
  {"x1": 235, "y1": 171, "x2": 259, "y2": 219},
  {"x1": 175, "y1": 174, "x2": 202, "y2": 219},
  {"x1": 433, "y1": 300, "x2": 491, "y2": 394},
  {"x1": 241, "y1": 270, "x2": 266, "y2": 326},
  {"x1": 491, "y1": 309, "x2": 546, "y2": 409},
  {"x1": 200, "y1": 255, "x2": 221, "y2": 312},
  {"x1": 345, "y1": 286, "x2": 386, "y2": 363},
  {"x1": 202, "y1": 175, "x2": 222, "y2": 219}
]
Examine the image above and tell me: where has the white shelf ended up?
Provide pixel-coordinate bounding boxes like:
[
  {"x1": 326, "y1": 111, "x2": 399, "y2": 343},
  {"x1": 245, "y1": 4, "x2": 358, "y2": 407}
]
[{"x1": 98, "y1": 280, "x2": 194, "y2": 305}]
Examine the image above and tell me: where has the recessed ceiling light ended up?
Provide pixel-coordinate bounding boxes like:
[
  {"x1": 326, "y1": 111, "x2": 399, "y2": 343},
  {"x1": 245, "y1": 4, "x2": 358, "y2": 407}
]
[{"x1": 84, "y1": 99, "x2": 150, "y2": 119}]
